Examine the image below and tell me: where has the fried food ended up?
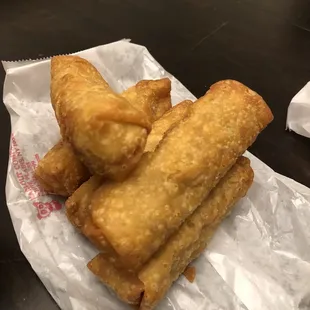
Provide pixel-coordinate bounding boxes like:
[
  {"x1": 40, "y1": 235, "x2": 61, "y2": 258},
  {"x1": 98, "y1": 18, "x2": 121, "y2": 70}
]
[
  {"x1": 91, "y1": 80, "x2": 273, "y2": 270},
  {"x1": 138, "y1": 157, "x2": 254, "y2": 310},
  {"x1": 144, "y1": 100, "x2": 191, "y2": 152},
  {"x1": 122, "y1": 78, "x2": 172, "y2": 122},
  {"x1": 87, "y1": 157, "x2": 254, "y2": 308},
  {"x1": 34, "y1": 141, "x2": 90, "y2": 196},
  {"x1": 65, "y1": 101, "x2": 192, "y2": 250},
  {"x1": 40, "y1": 55, "x2": 273, "y2": 310},
  {"x1": 50, "y1": 55, "x2": 152, "y2": 180},
  {"x1": 36, "y1": 78, "x2": 172, "y2": 196},
  {"x1": 87, "y1": 253, "x2": 144, "y2": 305},
  {"x1": 65, "y1": 175, "x2": 102, "y2": 230}
]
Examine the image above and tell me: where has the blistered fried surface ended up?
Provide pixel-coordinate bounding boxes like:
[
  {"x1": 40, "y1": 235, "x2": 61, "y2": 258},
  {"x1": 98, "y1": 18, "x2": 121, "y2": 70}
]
[
  {"x1": 51, "y1": 55, "x2": 151, "y2": 180},
  {"x1": 36, "y1": 78, "x2": 171, "y2": 196},
  {"x1": 87, "y1": 157, "x2": 253, "y2": 310},
  {"x1": 66, "y1": 101, "x2": 191, "y2": 252},
  {"x1": 139, "y1": 157, "x2": 254, "y2": 310},
  {"x1": 65, "y1": 175, "x2": 113, "y2": 251},
  {"x1": 91, "y1": 80, "x2": 273, "y2": 269},
  {"x1": 122, "y1": 78, "x2": 172, "y2": 122},
  {"x1": 144, "y1": 100, "x2": 191, "y2": 152},
  {"x1": 87, "y1": 254, "x2": 144, "y2": 305},
  {"x1": 34, "y1": 141, "x2": 90, "y2": 196},
  {"x1": 66, "y1": 175, "x2": 102, "y2": 229}
]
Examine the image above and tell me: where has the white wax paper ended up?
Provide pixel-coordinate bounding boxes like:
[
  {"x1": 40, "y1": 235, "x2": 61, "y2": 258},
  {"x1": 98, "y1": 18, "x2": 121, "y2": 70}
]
[
  {"x1": 287, "y1": 81, "x2": 310, "y2": 137},
  {"x1": 3, "y1": 40, "x2": 310, "y2": 310}
]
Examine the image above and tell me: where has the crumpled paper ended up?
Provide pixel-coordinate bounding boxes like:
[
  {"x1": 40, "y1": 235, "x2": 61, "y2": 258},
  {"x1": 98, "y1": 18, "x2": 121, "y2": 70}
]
[
  {"x1": 3, "y1": 40, "x2": 310, "y2": 310},
  {"x1": 287, "y1": 81, "x2": 310, "y2": 138}
]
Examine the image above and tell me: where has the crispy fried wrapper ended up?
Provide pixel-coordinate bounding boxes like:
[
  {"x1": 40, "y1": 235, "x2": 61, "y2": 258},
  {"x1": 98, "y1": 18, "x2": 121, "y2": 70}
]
[
  {"x1": 87, "y1": 253, "x2": 144, "y2": 305},
  {"x1": 65, "y1": 101, "x2": 192, "y2": 250},
  {"x1": 65, "y1": 174, "x2": 114, "y2": 251},
  {"x1": 91, "y1": 80, "x2": 273, "y2": 269},
  {"x1": 35, "y1": 78, "x2": 172, "y2": 196},
  {"x1": 144, "y1": 100, "x2": 192, "y2": 152},
  {"x1": 34, "y1": 141, "x2": 90, "y2": 196},
  {"x1": 51, "y1": 55, "x2": 152, "y2": 180},
  {"x1": 65, "y1": 175, "x2": 101, "y2": 229},
  {"x1": 122, "y1": 78, "x2": 172, "y2": 123},
  {"x1": 138, "y1": 157, "x2": 254, "y2": 310},
  {"x1": 88, "y1": 157, "x2": 254, "y2": 309}
]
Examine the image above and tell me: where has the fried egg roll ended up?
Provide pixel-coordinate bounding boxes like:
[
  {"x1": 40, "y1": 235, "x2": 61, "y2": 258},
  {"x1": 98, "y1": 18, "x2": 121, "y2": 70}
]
[
  {"x1": 34, "y1": 141, "x2": 90, "y2": 196},
  {"x1": 91, "y1": 80, "x2": 273, "y2": 269},
  {"x1": 65, "y1": 101, "x2": 192, "y2": 249},
  {"x1": 138, "y1": 156, "x2": 254, "y2": 310},
  {"x1": 88, "y1": 157, "x2": 254, "y2": 308},
  {"x1": 36, "y1": 78, "x2": 172, "y2": 196},
  {"x1": 51, "y1": 55, "x2": 151, "y2": 180}
]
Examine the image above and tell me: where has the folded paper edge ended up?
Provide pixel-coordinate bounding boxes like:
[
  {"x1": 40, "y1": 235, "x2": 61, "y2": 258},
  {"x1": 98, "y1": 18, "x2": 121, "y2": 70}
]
[{"x1": 1, "y1": 38, "x2": 133, "y2": 72}]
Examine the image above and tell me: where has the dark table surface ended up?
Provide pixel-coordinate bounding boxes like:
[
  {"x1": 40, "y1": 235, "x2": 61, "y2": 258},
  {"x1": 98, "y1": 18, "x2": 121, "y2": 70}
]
[{"x1": 1, "y1": 0, "x2": 310, "y2": 309}]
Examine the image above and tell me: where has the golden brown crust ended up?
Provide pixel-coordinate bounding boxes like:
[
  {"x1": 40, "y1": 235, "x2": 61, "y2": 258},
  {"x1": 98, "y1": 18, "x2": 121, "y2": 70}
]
[
  {"x1": 138, "y1": 157, "x2": 254, "y2": 310},
  {"x1": 65, "y1": 175, "x2": 102, "y2": 229},
  {"x1": 209, "y1": 80, "x2": 274, "y2": 128},
  {"x1": 50, "y1": 55, "x2": 151, "y2": 180},
  {"x1": 65, "y1": 101, "x2": 192, "y2": 252},
  {"x1": 91, "y1": 80, "x2": 272, "y2": 270},
  {"x1": 87, "y1": 254, "x2": 144, "y2": 305},
  {"x1": 87, "y1": 157, "x2": 253, "y2": 310},
  {"x1": 122, "y1": 78, "x2": 172, "y2": 122},
  {"x1": 34, "y1": 140, "x2": 90, "y2": 196},
  {"x1": 144, "y1": 100, "x2": 192, "y2": 152},
  {"x1": 36, "y1": 78, "x2": 172, "y2": 196},
  {"x1": 65, "y1": 175, "x2": 114, "y2": 251}
]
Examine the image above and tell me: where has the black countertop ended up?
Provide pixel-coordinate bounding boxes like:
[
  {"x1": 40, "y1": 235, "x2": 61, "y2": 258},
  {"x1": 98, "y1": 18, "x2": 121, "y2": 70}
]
[{"x1": 1, "y1": 0, "x2": 310, "y2": 309}]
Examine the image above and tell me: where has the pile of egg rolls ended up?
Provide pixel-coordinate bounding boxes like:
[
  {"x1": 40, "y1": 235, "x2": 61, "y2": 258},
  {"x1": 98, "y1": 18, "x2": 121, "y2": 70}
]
[{"x1": 35, "y1": 55, "x2": 273, "y2": 309}]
